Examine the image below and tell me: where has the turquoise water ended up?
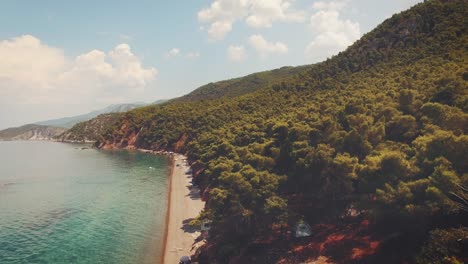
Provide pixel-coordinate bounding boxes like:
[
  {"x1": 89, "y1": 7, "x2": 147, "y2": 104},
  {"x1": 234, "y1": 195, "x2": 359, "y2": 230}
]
[{"x1": 0, "y1": 141, "x2": 169, "y2": 264}]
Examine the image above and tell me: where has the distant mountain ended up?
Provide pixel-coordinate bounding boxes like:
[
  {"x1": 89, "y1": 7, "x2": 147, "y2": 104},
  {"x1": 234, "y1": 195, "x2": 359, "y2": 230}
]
[
  {"x1": 35, "y1": 103, "x2": 147, "y2": 128},
  {"x1": 152, "y1": 99, "x2": 168, "y2": 105},
  {"x1": 0, "y1": 101, "x2": 169, "y2": 142},
  {"x1": 0, "y1": 124, "x2": 66, "y2": 141}
]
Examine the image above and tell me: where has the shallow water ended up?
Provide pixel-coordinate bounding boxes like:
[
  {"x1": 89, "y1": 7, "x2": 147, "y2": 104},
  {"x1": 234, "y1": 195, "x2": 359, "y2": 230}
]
[{"x1": 0, "y1": 141, "x2": 169, "y2": 264}]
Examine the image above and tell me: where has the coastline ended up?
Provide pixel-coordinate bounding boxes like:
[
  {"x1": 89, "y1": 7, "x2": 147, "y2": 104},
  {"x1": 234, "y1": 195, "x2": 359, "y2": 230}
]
[
  {"x1": 95, "y1": 147, "x2": 201, "y2": 263},
  {"x1": 65, "y1": 146, "x2": 202, "y2": 263},
  {"x1": 161, "y1": 153, "x2": 204, "y2": 264},
  {"x1": 160, "y1": 154, "x2": 174, "y2": 264}
]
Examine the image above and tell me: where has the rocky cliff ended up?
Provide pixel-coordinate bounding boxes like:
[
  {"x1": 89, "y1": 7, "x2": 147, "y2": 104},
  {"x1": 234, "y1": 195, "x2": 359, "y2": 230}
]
[{"x1": 0, "y1": 124, "x2": 66, "y2": 141}]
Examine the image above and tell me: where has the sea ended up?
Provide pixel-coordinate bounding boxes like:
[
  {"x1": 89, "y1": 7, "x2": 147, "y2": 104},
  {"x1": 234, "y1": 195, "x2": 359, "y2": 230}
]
[{"x1": 0, "y1": 141, "x2": 169, "y2": 264}]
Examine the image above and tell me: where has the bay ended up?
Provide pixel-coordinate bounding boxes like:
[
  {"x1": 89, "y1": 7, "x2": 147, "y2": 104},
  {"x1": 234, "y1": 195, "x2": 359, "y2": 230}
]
[{"x1": 0, "y1": 141, "x2": 169, "y2": 264}]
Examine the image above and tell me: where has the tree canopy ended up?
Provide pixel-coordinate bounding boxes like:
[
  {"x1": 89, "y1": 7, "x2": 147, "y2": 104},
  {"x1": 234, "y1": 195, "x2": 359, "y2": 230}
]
[{"x1": 69, "y1": 0, "x2": 467, "y2": 262}]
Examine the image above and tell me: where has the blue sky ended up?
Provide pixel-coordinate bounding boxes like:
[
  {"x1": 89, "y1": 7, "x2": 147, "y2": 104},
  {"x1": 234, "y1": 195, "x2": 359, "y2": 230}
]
[{"x1": 0, "y1": 0, "x2": 422, "y2": 129}]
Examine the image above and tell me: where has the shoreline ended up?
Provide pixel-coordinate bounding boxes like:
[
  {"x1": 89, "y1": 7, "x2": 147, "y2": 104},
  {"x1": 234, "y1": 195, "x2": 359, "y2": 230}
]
[
  {"x1": 160, "y1": 153, "x2": 174, "y2": 264},
  {"x1": 58, "y1": 145, "x2": 200, "y2": 263},
  {"x1": 160, "y1": 153, "x2": 205, "y2": 264}
]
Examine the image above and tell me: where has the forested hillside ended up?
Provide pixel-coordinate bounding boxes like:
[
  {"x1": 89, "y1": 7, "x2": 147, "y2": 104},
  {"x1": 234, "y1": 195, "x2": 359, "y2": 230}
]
[
  {"x1": 59, "y1": 113, "x2": 121, "y2": 142},
  {"x1": 73, "y1": 0, "x2": 467, "y2": 262},
  {"x1": 172, "y1": 66, "x2": 307, "y2": 102}
]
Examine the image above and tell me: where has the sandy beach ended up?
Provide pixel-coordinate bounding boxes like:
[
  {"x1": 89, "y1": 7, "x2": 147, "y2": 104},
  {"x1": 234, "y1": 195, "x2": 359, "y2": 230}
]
[{"x1": 162, "y1": 154, "x2": 205, "y2": 264}]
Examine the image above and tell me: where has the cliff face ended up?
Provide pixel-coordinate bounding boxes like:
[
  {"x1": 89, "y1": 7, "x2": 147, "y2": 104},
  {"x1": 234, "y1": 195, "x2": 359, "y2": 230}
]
[
  {"x1": 95, "y1": 120, "x2": 137, "y2": 149},
  {"x1": 0, "y1": 124, "x2": 66, "y2": 141}
]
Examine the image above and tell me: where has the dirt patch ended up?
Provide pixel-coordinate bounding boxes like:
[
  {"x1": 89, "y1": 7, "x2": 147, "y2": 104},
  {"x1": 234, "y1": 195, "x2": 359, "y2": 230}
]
[
  {"x1": 200, "y1": 219, "x2": 382, "y2": 264},
  {"x1": 174, "y1": 133, "x2": 188, "y2": 153}
]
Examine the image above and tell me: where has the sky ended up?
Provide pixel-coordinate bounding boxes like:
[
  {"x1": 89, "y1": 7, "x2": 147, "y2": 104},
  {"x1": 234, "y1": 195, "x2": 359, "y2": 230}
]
[{"x1": 0, "y1": 0, "x2": 423, "y2": 129}]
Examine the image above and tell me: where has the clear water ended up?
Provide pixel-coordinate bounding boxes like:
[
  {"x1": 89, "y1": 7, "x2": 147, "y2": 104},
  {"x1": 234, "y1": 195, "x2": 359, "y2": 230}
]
[{"x1": 0, "y1": 141, "x2": 169, "y2": 264}]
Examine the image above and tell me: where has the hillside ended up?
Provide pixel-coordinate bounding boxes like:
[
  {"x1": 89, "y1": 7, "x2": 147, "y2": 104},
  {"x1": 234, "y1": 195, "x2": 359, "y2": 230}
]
[
  {"x1": 35, "y1": 103, "x2": 147, "y2": 128},
  {"x1": 172, "y1": 66, "x2": 308, "y2": 103},
  {"x1": 0, "y1": 124, "x2": 66, "y2": 141},
  {"x1": 72, "y1": 0, "x2": 467, "y2": 263},
  {"x1": 54, "y1": 102, "x2": 167, "y2": 142},
  {"x1": 0, "y1": 103, "x2": 155, "y2": 142},
  {"x1": 59, "y1": 113, "x2": 122, "y2": 143}
]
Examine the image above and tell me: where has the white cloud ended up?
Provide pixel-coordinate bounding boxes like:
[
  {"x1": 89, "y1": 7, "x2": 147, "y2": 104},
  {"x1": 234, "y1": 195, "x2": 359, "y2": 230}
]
[
  {"x1": 166, "y1": 48, "x2": 201, "y2": 59},
  {"x1": 246, "y1": 0, "x2": 305, "y2": 28},
  {"x1": 0, "y1": 35, "x2": 157, "y2": 104},
  {"x1": 249, "y1": 34, "x2": 288, "y2": 57},
  {"x1": 312, "y1": 0, "x2": 349, "y2": 11},
  {"x1": 0, "y1": 35, "x2": 66, "y2": 94},
  {"x1": 228, "y1": 45, "x2": 247, "y2": 62},
  {"x1": 305, "y1": 0, "x2": 361, "y2": 62},
  {"x1": 198, "y1": 0, "x2": 248, "y2": 40},
  {"x1": 198, "y1": 0, "x2": 305, "y2": 40},
  {"x1": 208, "y1": 21, "x2": 233, "y2": 40},
  {"x1": 165, "y1": 47, "x2": 181, "y2": 58},
  {"x1": 186, "y1": 51, "x2": 201, "y2": 59}
]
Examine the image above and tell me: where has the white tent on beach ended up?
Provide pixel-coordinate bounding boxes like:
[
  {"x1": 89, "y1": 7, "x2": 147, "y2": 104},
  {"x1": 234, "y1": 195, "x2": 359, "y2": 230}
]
[{"x1": 293, "y1": 222, "x2": 312, "y2": 238}]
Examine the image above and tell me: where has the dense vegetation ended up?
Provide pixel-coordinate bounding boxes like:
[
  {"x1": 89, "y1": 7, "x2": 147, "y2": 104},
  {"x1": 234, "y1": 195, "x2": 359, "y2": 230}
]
[
  {"x1": 70, "y1": 0, "x2": 468, "y2": 262},
  {"x1": 60, "y1": 113, "x2": 121, "y2": 142},
  {"x1": 172, "y1": 66, "x2": 308, "y2": 102}
]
